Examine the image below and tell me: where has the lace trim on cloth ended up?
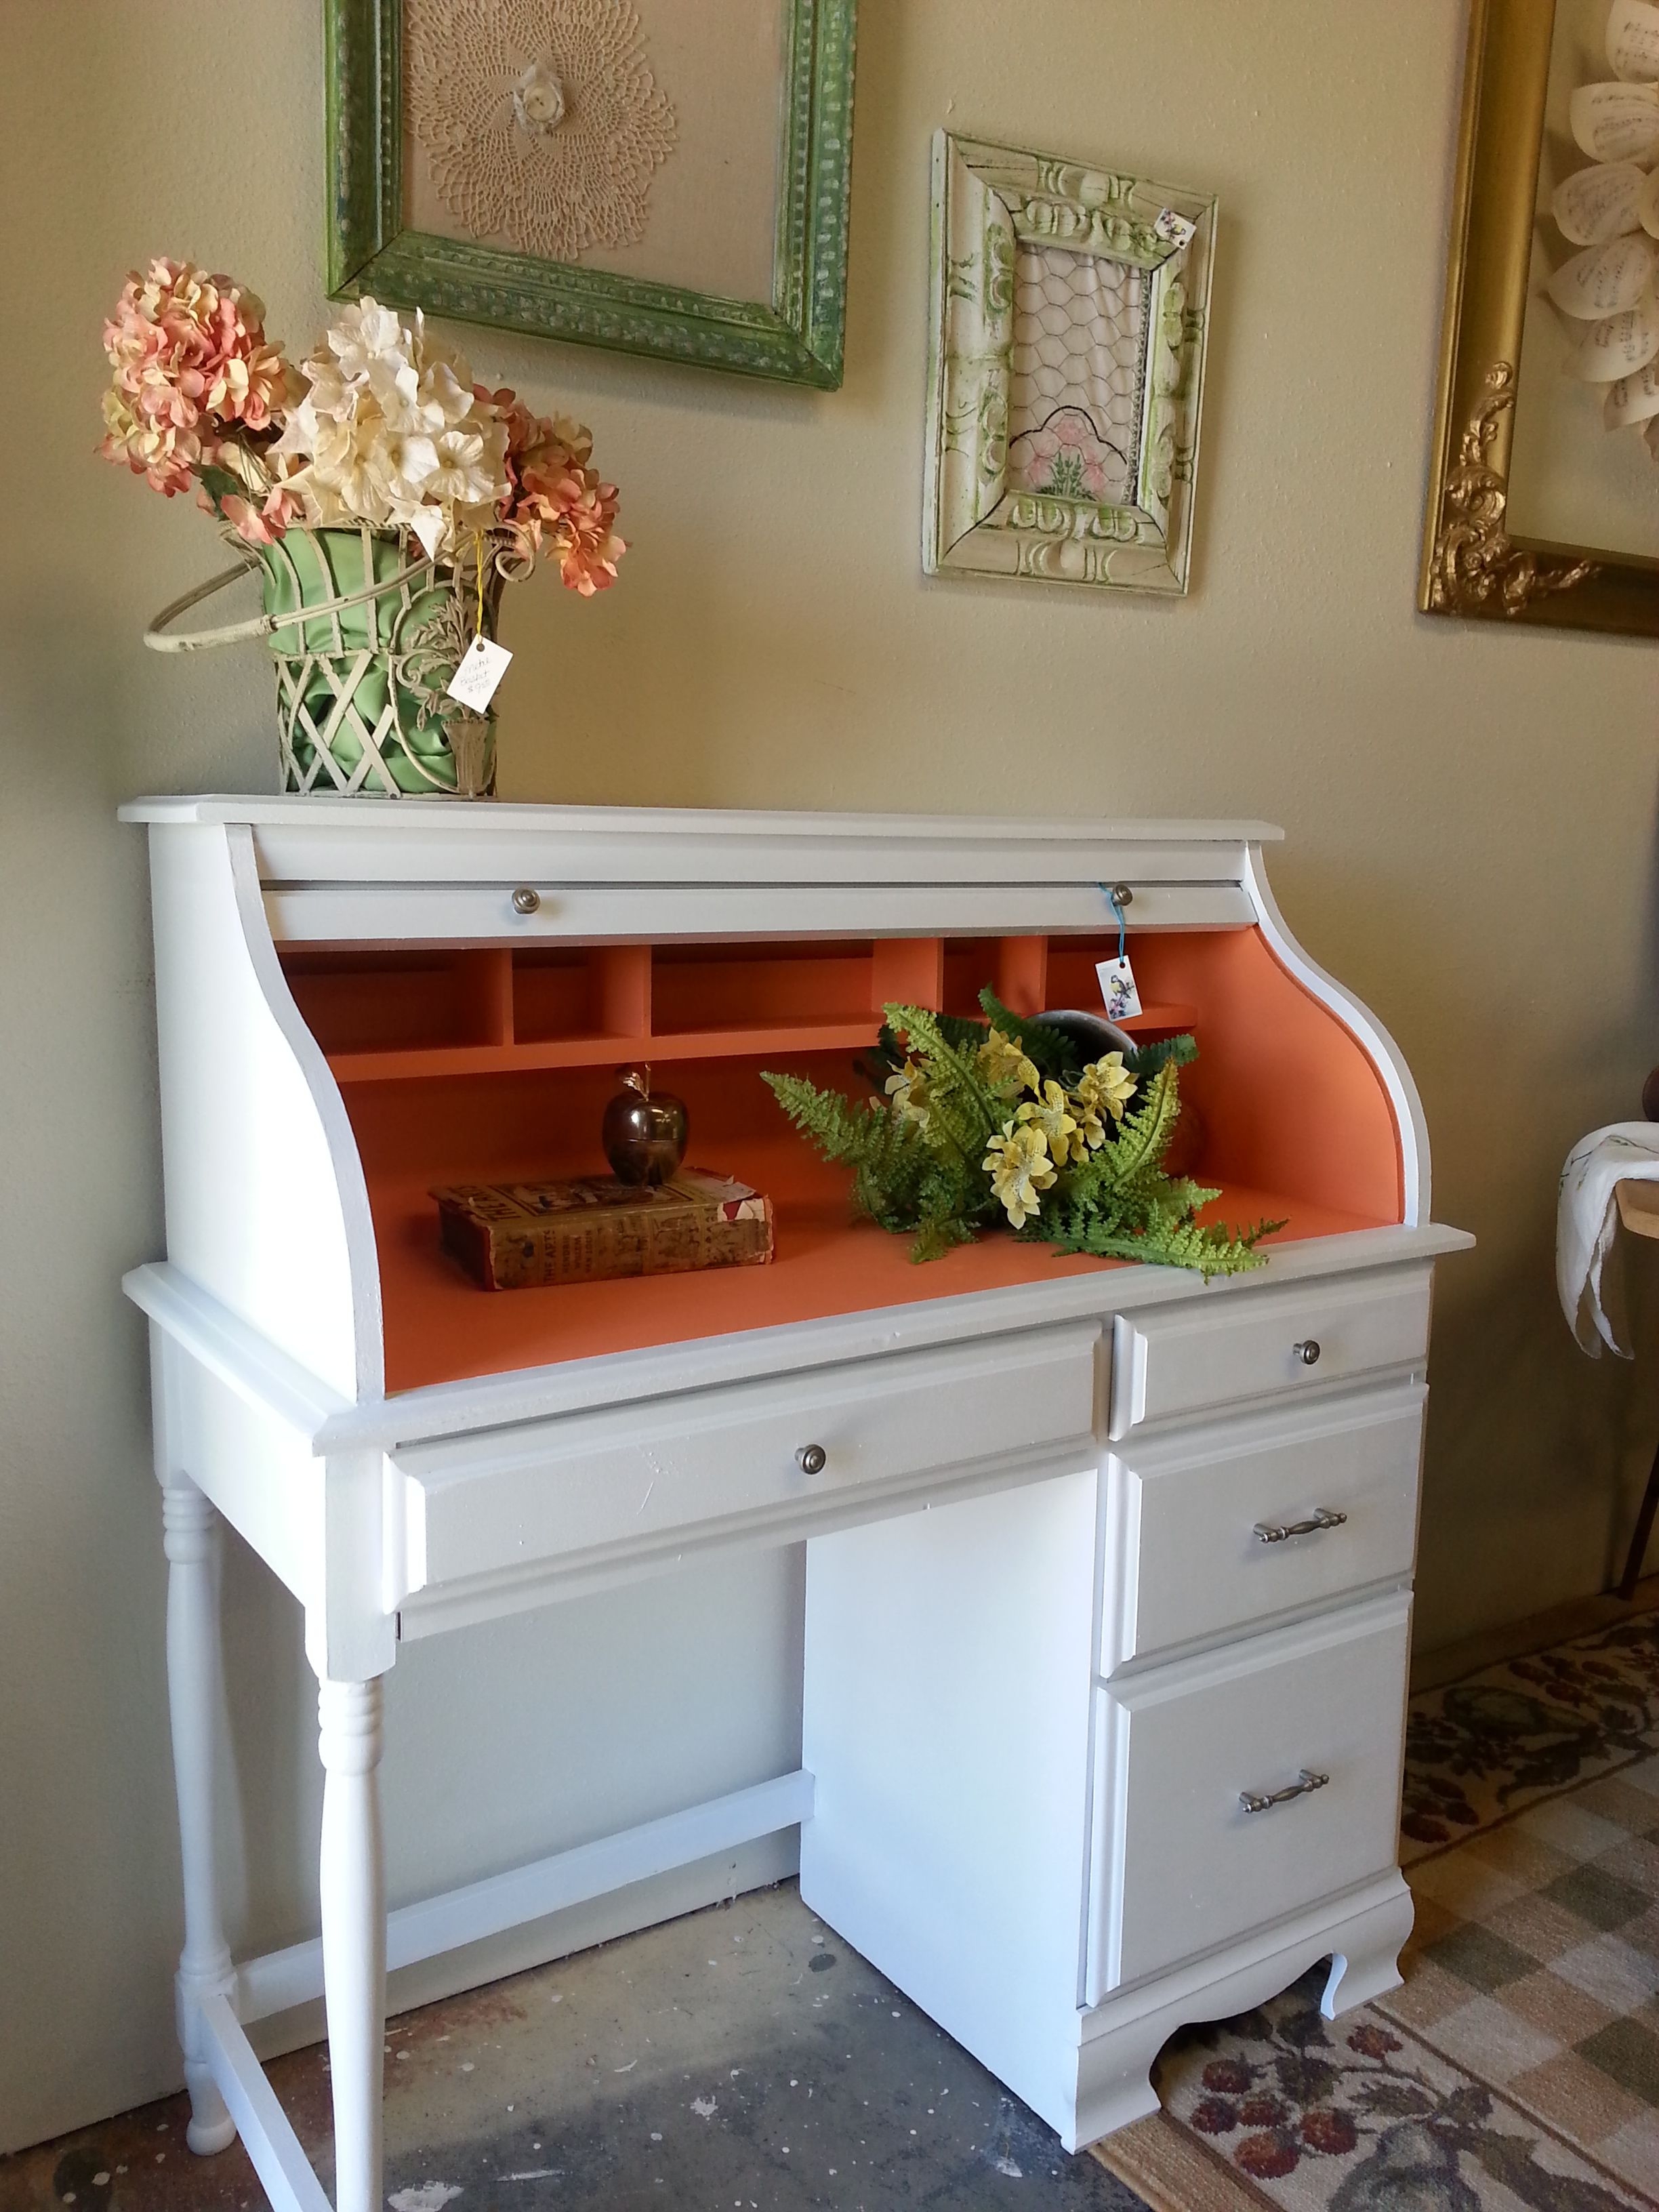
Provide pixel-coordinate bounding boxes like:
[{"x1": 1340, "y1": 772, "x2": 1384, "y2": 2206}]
[{"x1": 407, "y1": 0, "x2": 676, "y2": 264}]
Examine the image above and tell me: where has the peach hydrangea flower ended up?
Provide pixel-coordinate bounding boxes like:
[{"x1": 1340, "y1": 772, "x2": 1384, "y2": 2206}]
[
  {"x1": 483, "y1": 383, "x2": 626, "y2": 594},
  {"x1": 99, "y1": 257, "x2": 295, "y2": 496}
]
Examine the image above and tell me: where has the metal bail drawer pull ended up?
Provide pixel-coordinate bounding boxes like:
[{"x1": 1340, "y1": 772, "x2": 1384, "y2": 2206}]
[
  {"x1": 1253, "y1": 1507, "x2": 1348, "y2": 1544},
  {"x1": 1240, "y1": 1769, "x2": 1330, "y2": 1816}
]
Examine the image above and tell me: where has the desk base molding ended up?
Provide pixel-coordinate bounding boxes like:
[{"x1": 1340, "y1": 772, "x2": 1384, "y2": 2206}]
[{"x1": 1069, "y1": 1872, "x2": 1413, "y2": 2150}]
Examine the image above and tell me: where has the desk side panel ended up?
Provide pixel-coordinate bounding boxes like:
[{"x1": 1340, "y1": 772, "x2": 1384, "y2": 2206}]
[
  {"x1": 800, "y1": 1469, "x2": 1100, "y2": 2137},
  {"x1": 147, "y1": 821, "x2": 378, "y2": 1399}
]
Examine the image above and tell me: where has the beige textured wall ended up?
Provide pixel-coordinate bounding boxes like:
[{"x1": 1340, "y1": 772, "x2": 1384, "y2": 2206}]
[{"x1": 3, "y1": 0, "x2": 1655, "y2": 2151}]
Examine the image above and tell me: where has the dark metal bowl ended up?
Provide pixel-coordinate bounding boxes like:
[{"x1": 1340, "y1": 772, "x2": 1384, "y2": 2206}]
[{"x1": 1036, "y1": 1008, "x2": 1138, "y2": 1065}]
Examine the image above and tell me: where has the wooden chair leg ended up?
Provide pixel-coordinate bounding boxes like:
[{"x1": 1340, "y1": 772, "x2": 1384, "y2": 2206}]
[{"x1": 1617, "y1": 1435, "x2": 1659, "y2": 1601}]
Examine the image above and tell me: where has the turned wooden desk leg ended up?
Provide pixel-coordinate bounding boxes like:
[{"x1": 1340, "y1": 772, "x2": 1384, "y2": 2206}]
[
  {"x1": 1618, "y1": 1433, "x2": 1659, "y2": 1601},
  {"x1": 317, "y1": 1677, "x2": 387, "y2": 2212},
  {"x1": 161, "y1": 1474, "x2": 239, "y2": 2156}
]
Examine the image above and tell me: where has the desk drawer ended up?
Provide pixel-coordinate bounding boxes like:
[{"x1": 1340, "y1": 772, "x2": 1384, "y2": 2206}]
[
  {"x1": 395, "y1": 1324, "x2": 1101, "y2": 1610},
  {"x1": 1110, "y1": 1269, "x2": 1431, "y2": 1438},
  {"x1": 1086, "y1": 1595, "x2": 1410, "y2": 2001},
  {"x1": 1103, "y1": 1382, "x2": 1425, "y2": 1671}
]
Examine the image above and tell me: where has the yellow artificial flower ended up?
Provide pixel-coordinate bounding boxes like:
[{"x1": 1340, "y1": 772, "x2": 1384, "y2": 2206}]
[
  {"x1": 1017, "y1": 1078, "x2": 1084, "y2": 1166},
  {"x1": 983, "y1": 1118, "x2": 1057, "y2": 1228},
  {"x1": 884, "y1": 1057, "x2": 930, "y2": 1126},
  {"x1": 1073, "y1": 1053, "x2": 1138, "y2": 1147},
  {"x1": 978, "y1": 1028, "x2": 1040, "y2": 1099}
]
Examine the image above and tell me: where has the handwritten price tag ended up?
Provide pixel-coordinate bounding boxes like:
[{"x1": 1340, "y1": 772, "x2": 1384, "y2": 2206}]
[
  {"x1": 1153, "y1": 207, "x2": 1197, "y2": 250},
  {"x1": 446, "y1": 634, "x2": 513, "y2": 713}
]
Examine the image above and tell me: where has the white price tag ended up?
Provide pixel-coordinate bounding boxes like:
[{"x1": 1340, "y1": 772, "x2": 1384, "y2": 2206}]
[
  {"x1": 1153, "y1": 207, "x2": 1197, "y2": 250},
  {"x1": 446, "y1": 634, "x2": 513, "y2": 712},
  {"x1": 1096, "y1": 954, "x2": 1143, "y2": 1022}
]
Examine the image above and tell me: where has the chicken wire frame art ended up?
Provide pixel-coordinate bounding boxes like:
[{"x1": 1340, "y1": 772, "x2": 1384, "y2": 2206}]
[
  {"x1": 923, "y1": 132, "x2": 1216, "y2": 594},
  {"x1": 325, "y1": 0, "x2": 858, "y2": 387}
]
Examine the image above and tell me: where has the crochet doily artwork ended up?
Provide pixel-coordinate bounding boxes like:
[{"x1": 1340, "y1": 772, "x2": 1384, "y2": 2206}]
[{"x1": 407, "y1": 0, "x2": 676, "y2": 264}]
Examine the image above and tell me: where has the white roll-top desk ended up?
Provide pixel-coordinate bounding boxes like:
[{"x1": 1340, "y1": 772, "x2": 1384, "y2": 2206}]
[{"x1": 121, "y1": 798, "x2": 1470, "y2": 2212}]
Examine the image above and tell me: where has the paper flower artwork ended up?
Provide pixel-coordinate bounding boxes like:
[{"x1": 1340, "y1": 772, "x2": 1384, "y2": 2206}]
[
  {"x1": 1549, "y1": 0, "x2": 1659, "y2": 457},
  {"x1": 407, "y1": 0, "x2": 676, "y2": 264}
]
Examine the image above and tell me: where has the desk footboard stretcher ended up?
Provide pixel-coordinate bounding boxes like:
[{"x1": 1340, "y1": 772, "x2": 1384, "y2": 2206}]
[{"x1": 121, "y1": 798, "x2": 1471, "y2": 2212}]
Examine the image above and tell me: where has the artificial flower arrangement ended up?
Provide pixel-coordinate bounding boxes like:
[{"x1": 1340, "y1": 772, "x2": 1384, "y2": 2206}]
[
  {"x1": 764, "y1": 994, "x2": 1278, "y2": 1277},
  {"x1": 99, "y1": 258, "x2": 623, "y2": 794}
]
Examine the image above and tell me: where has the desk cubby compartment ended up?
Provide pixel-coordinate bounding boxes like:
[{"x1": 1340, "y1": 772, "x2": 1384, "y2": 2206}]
[
  {"x1": 285, "y1": 922, "x2": 1412, "y2": 1392},
  {"x1": 651, "y1": 940, "x2": 886, "y2": 1054},
  {"x1": 514, "y1": 944, "x2": 649, "y2": 1050},
  {"x1": 281, "y1": 948, "x2": 499, "y2": 1058}
]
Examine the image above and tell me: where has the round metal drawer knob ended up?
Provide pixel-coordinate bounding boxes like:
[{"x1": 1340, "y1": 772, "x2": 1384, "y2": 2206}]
[
  {"x1": 511, "y1": 886, "x2": 541, "y2": 915},
  {"x1": 1293, "y1": 1338, "x2": 1322, "y2": 1366},
  {"x1": 1109, "y1": 882, "x2": 1134, "y2": 906},
  {"x1": 796, "y1": 1444, "x2": 827, "y2": 1476}
]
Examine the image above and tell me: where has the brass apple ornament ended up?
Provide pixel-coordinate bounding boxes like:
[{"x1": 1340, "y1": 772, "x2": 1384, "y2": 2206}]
[{"x1": 602, "y1": 1065, "x2": 689, "y2": 1186}]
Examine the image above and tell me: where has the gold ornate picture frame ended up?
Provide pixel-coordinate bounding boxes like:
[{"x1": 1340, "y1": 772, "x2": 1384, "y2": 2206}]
[
  {"x1": 922, "y1": 132, "x2": 1216, "y2": 595},
  {"x1": 1422, "y1": 0, "x2": 1659, "y2": 634}
]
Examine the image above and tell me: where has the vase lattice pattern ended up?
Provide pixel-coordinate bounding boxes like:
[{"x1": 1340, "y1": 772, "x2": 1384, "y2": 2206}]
[{"x1": 261, "y1": 526, "x2": 497, "y2": 799}]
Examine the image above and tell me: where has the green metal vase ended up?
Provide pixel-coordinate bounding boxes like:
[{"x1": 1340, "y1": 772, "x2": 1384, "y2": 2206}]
[{"x1": 255, "y1": 525, "x2": 501, "y2": 798}]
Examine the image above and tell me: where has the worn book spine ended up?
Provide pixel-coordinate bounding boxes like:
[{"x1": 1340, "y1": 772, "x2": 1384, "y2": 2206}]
[{"x1": 438, "y1": 1191, "x2": 775, "y2": 1291}]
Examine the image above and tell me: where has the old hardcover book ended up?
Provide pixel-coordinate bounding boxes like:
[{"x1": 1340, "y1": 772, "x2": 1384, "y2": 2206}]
[{"x1": 432, "y1": 1168, "x2": 775, "y2": 1291}]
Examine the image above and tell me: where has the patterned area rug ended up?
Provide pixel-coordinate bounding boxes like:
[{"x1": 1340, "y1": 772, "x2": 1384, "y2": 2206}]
[{"x1": 1092, "y1": 1610, "x2": 1659, "y2": 2210}]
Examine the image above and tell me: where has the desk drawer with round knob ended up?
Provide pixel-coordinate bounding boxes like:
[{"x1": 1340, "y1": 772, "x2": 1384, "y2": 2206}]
[
  {"x1": 1101, "y1": 1380, "x2": 1426, "y2": 1672},
  {"x1": 392, "y1": 1322, "x2": 1102, "y2": 1629},
  {"x1": 1086, "y1": 1593, "x2": 1411, "y2": 2001},
  {"x1": 1109, "y1": 1267, "x2": 1432, "y2": 1439}
]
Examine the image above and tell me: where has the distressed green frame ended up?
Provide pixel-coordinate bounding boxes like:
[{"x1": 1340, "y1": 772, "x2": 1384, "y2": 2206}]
[
  {"x1": 325, "y1": 0, "x2": 858, "y2": 387},
  {"x1": 923, "y1": 132, "x2": 1216, "y2": 594}
]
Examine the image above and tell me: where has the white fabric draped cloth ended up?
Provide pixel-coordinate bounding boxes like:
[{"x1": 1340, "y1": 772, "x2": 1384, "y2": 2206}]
[{"x1": 1558, "y1": 1122, "x2": 1659, "y2": 1357}]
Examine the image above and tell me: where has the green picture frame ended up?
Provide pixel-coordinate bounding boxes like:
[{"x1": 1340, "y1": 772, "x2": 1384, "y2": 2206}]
[{"x1": 325, "y1": 0, "x2": 858, "y2": 388}]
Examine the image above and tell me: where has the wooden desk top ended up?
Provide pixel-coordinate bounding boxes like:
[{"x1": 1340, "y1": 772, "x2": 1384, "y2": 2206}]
[{"x1": 1618, "y1": 1180, "x2": 1659, "y2": 1242}]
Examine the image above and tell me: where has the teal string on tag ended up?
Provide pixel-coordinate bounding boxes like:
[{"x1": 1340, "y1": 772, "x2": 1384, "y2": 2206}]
[{"x1": 1102, "y1": 885, "x2": 1128, "y2": 966}]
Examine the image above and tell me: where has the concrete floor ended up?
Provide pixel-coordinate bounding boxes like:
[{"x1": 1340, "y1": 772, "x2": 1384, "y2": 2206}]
[{"x1": 1, "y1": 1883, "x2": 1149, "y2": 2212}]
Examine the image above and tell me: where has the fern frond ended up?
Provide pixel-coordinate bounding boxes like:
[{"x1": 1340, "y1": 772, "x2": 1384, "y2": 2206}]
[
  {"x1": 909, "y1": 1212, "x2": 980, "y2": 1263},
  {"x1": 882, "y1": 1004, "x2": 1006, "y2": 1158},
  {"x1": 1103, "y1": 1060, "x2": 1181, "y2": 1181},
  {"x1": 1126, "y1": 1032, "x2": 1197, "y2": 1078},
  {"x1": 1046, "y1": 1208, "x2": 1277, "y2": 1279},
  {"x1": 761, "y1": 1071, "x2": 929, "y2": 1230},
  {"x1": 1058, "y1": 1062, "x2": 1181, "y2": 1214}
]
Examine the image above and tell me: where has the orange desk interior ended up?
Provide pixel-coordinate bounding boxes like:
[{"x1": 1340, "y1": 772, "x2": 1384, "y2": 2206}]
[{"x1": 278, "y1": 930, "x2": 1405, "y2": 1394}]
